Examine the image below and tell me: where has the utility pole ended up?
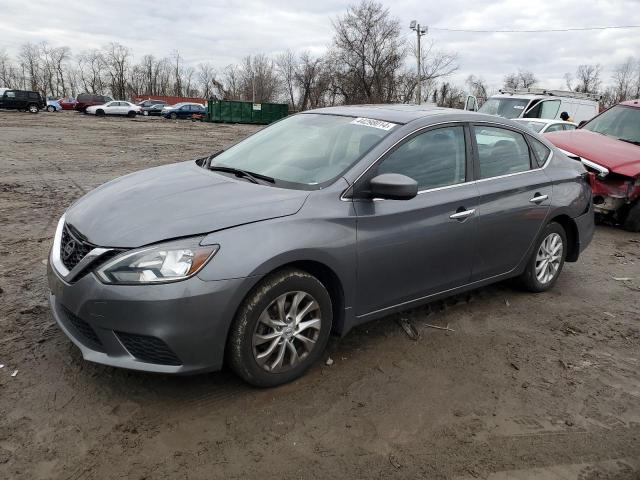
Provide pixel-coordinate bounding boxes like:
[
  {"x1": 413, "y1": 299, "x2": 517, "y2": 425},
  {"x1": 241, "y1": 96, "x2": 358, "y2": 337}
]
[{"x1": 409, "y1": 21, "x2": 427, "y2": 104}]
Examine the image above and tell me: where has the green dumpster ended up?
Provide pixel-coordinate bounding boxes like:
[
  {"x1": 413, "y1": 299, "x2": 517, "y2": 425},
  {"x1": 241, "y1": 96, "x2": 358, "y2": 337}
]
[{"x1": 206, "y1": 99, "x2": 288, "y2": 125}]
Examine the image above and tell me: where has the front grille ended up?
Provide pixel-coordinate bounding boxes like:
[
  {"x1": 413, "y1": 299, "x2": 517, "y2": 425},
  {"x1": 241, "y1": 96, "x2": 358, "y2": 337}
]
[
  {"x1": 62, "y1": 307, "x2": 105, "y2": 352},
  {"x1": 60, "y1": 224, "x2": 94, "y2": 271},
  {"x1": 116, "y1": 332, "x2": 182, "y2": 366}
]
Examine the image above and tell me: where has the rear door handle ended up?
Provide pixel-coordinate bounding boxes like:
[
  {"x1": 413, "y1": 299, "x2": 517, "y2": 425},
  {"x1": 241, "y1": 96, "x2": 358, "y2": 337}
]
[
  {"x1": 450, "y1": 208, "x2": 476, "y2": 220},
  {"x1": 529, "y1": 194, "x2": 548, "y2": 204}
]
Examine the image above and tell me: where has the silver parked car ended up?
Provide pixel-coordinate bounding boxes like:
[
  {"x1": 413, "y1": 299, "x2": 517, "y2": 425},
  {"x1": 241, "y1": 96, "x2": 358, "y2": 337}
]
[{"x1": 48, "y1": 105, "x2": 594, "y2": 386}]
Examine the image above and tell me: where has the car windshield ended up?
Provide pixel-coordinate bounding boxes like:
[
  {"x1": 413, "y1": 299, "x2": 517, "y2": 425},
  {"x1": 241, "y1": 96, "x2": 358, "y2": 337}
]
[
  {"x1": 479, "y1": 98, "x2": 530, "y2": 119},
  {"x1": 582, "y1": 105, "x2": 640, "y2": 144},
  {"x1": 209, "y1": 113, "x2": 394, "y2": 188},
  {"x1": 514, "y1": 120, "x2": 545, "y2": 133}
]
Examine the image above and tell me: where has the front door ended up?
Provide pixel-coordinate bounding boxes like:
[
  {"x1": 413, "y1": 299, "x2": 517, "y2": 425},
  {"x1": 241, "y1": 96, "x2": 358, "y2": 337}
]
[
  {"x1": 354, "y1": 124, "x2": 478, "y2": 316},
  {"x1": 471, "y1": 124, "x2": 552, "y2": 280}
]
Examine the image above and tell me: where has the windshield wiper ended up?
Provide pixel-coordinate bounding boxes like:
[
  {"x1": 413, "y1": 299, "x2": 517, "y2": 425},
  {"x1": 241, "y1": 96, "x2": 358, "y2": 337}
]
[
  {"x1": 619, "y1": 138, "x2": 640, "y2": 146},
  {"x1": 209, "y1": 165, "x2": 275, "y2": 184}
]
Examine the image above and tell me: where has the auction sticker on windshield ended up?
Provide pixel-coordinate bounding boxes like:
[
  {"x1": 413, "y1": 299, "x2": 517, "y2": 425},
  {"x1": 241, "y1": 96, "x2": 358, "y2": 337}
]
[{"x1": 350, "y1": 117, "x2": 397, "y2": 131}]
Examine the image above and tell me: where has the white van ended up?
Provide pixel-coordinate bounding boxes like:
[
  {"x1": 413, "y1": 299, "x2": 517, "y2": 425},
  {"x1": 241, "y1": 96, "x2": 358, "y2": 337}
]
[{"x1": 465, "y1": 88, "x2": 600, "y2": 124}]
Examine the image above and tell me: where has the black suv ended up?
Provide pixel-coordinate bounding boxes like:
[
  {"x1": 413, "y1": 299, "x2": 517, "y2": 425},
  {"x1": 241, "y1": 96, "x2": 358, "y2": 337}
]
[{"x1": 0, "y1": 89, "x2": 47, "y2": 113}]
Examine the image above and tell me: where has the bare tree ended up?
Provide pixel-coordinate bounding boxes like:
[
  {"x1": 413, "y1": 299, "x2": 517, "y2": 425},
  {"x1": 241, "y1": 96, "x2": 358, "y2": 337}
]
[
  {"x1": 103, "y1": 43, "x2": 130, "y2": 99},
  {"x1": 19, "y1": 43, "x2": 42, "y2": 92},
  {"x1": 503, "y1": 69, "x2": 538, "y2": 90},
  {"x1": 331, "y1": 0, "x2": 405, "y2": 104},
  {"x1": 77, "y1": 49, "x2": 106, "y2": 94},
  {"x1": 574, "y1": 64, "x2": 601, "y2": 93},
  {"x1": 611, "y1": 57, "x2": 635, "y2": 102},
  {"x1": 198, "y1": 62, "x2": 223, "y2": 99},
  {"x1": 276, "y1": 50, "x2": 297, "y2": 108},
  {"x1": 0, "y1": 49, "x2": 20, "y2": 88},
  {"x1": 465, "y1": 74, "x2": 488, "y2": 104}
]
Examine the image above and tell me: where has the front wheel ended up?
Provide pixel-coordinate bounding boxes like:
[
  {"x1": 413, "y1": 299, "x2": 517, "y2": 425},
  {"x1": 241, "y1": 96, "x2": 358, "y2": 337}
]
[
  {"x1": 127, "y1": 111, "x2": 136, "y2": 118},
  {"x1": 227, "y1": 269, "x2": 332, "y2": 387},
  {"x1": 518, "y1": 222, "x2": 567, "y2": 292},
  {"x1": 142, "y1": 110, "x2": 149, "y2": 116},
  {"x1": 46, "y1": 105, "x2": 55, "y2": 112},
  {"x1": 170, "y1": 112, "x2": 177, "y2": 120}
]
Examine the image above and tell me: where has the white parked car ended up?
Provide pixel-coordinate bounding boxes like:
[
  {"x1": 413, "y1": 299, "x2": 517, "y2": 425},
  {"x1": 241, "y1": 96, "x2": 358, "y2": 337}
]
[
  {"x1": 465, "y1": 88, "x2": 600, "y2": 124},
  {"x1": 86, "y1": 101, "x2": 141, "y2": 117},
  {"x1": 513, "y1": 118, "x2": 578, "y2": 134}
]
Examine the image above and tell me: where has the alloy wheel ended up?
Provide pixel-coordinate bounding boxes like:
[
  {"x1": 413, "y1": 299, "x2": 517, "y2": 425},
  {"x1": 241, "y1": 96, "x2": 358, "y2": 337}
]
[
  {"x1": 252, "y1": 291, "x2": 322, "y2": 373},
  {"x1": 535, "y1": 233, "x2": 563, "y2": 284}
]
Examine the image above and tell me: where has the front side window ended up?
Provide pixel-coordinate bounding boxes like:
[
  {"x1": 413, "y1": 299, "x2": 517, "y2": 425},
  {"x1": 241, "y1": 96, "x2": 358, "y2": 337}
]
[
  {"x1": 478, "y1": 98, "x2": 530, "y2": 119},
  {"x1": 474, "y1": 126, "x2": 532, "y2": 179},
  {"x1": 563, "y1": 124, "x2": 577, "y2": 131},
  {"x1": 524, "y1": 100, "x2": 561, "y2": 119},
  {"x1": 376, "y1": 126, "x2": 466, "y2": 190},
  {"x1": 209, "y1": 113, "x2": 394, "y2": 188}
]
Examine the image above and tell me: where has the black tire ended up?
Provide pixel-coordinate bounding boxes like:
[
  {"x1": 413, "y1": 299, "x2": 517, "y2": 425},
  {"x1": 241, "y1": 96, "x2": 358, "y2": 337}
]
[
  {"x1": 622, "y1": 202, "x2": 640, "y2": 232},
  {"x1": 518, "y1": 222, "x2": 567, "y2": 292},
  {"x1": 96, "y1": 109, "x2": 105, "y2": 116},
  {"x1": 127, "y1": 110, "x2": 136, "y2": 118},
  {"x1": 46, "y1": 105, "x2": 55, "y2": 112},
  {"x1": 227, "y1": 269, "x2": 333, "y2": 387},
  {"x1": 142, "y1": 110, "x2": 149, "y2": 116},
  {"x1": 27, "y1": 104, "x2": 39, "y2": 113},
  {"x1": 170, "y1": 112, "x2": 177, "y2": 120}
]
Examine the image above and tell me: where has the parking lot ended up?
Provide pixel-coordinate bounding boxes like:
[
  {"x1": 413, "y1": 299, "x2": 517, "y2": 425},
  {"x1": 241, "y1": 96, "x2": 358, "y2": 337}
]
[{"x1": 1, "y1": 110, "x2": 639, "y2": 479}]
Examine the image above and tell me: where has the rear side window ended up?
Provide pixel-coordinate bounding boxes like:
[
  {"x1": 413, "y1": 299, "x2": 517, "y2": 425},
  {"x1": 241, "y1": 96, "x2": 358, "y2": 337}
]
[
  {"x1": 474, "y1": 126, "x2": 531, "y2": 179},
  {"x1": 529, "y1": 137, "x2": 551, "y2": 168},
  {"x1": 377, "y1": 126, "x2": 467, "y2": 190},
  {"x1": 28, "y1": 92, "x2": 39, "y2": 99}
]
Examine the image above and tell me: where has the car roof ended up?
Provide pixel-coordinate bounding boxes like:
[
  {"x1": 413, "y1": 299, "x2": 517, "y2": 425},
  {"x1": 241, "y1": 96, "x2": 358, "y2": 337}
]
[
  {"x1": 303, "y1": 104, "x2": 485, "y2": 124},
  {"x1": 620, "y1": 99, "x2": 640, "y2": 108}
]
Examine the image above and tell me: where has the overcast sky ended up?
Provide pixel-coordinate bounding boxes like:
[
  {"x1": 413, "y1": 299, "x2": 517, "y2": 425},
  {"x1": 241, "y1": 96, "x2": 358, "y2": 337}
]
[{"x1": 2, "y1": 0, "x2": 639, "y2": 90}]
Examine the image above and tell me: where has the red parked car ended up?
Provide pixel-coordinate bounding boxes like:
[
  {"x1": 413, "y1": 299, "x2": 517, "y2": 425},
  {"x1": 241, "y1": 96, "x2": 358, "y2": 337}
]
[
  {"x1": 58, "y1": 97, "x2": 77, "y2": 110},
  {"x1": 545, "y1": 99, "x2": 640, "y2": 231}
]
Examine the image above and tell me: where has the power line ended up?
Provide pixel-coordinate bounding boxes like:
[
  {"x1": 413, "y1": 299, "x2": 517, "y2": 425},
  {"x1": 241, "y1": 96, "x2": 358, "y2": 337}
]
[{"x1": 430, "y1": 25, "x2": 640, "y2": 33}]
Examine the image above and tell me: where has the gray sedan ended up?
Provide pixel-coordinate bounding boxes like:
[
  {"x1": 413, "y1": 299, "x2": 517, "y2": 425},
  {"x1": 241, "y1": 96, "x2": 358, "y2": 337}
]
[{"x1": 47, "y1": 105, "x2": 594, "y2": 386}]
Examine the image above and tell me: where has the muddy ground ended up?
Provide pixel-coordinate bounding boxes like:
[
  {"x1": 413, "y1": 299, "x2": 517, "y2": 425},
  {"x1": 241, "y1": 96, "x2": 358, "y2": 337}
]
[{"x1": 0, "y1": 110, "x2": 639, "y2": 480}]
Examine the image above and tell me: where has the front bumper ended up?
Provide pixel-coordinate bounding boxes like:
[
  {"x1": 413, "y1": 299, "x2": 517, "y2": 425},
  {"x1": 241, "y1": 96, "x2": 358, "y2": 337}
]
[{"x1": 48, "y1": 259, "x2": 256, "y2": 374}]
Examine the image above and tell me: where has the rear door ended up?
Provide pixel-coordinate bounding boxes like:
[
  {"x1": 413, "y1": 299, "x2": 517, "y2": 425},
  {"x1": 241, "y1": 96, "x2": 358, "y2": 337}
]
[
  {"x1": 471, "y1": 124, "x2": 552, "y2": 280},
  {"x1": 354, "y1": 124, "x2": 479, "y2": 316}
]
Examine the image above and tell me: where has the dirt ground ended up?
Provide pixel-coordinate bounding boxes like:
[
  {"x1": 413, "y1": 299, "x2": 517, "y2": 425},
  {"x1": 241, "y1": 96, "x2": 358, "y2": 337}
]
[{"x1": 0, "y1": 110, "x2": 639, "y2": 480}]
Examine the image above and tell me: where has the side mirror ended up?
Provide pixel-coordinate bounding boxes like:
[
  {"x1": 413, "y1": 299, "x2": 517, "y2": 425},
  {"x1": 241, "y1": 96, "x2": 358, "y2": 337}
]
[
  {"x1": 578, "y1": 120, "x2": 587, "y2": 128},
  {"x1": 369, "y1": 173, "x2": 418, "y2": 200}
]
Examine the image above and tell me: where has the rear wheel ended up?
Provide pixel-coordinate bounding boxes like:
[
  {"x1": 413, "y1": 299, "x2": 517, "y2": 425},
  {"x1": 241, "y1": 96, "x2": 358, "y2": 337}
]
[
  {"x1": 28, "y1": 104, "x2": 39, "y2": 113},
  {"x1": 227, "y1": 269, "x2": 332, "y2": 387},
  {"x1": 127, "y1": 110, "x2": 136, "y2": 118},
  {"x1": 622, "y1": 201, "x2": 640, "y2": 232},
  {"x1": 518, "y1": 222, "x2": 567, "y2": 292}
]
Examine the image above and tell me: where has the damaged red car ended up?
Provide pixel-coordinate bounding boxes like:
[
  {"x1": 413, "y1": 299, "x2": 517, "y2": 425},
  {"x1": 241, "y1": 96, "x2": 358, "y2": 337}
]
[{"x1": 545, "y1": 100, "x2": 640, "y2": 232}]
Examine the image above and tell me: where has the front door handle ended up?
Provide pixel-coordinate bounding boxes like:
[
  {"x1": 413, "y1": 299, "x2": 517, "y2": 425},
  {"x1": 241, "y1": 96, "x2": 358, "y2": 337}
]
[
  {"x1": 450, "y1": 208, "x2": 476, "y2": 220},
  {"x1": 529, "y1": 194, "x2": 548, "y2": 204}
]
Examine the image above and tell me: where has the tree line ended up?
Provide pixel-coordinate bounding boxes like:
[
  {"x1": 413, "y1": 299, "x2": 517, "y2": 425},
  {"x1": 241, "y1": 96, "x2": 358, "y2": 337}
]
[{"x1": 1, "y1": 1, "x2": 638, "y2": 109}]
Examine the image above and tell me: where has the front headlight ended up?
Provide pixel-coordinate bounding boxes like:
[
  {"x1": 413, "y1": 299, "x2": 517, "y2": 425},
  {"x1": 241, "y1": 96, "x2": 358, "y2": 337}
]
[{"x1": 96, "y1": 239, "x2": 219, "y2": 285}]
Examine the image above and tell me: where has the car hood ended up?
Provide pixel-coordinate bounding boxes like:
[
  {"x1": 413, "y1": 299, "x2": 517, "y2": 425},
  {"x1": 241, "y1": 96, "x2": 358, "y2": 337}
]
[
  {"x1": 65, "y1": 161, "x2": 310, "y2": 248},
  {"x1": 545, "y1": 129, "x2": 640, "y2": 177}
]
